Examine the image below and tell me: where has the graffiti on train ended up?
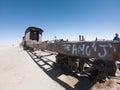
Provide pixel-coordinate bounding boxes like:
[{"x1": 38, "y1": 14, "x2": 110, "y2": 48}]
[{"x1": 63, "y1": 42, "x2": 115, "y2": 58}]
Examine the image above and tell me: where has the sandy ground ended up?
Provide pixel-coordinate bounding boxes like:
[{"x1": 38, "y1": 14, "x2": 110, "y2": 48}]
[{"x1": 0, "y1": 45, "x2": 120, "y2": 90}]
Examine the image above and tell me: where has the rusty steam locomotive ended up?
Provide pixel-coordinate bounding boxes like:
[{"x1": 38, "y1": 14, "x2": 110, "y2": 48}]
[{"x1": 22, "y1": 26, "x2": 120, "y2": 81}]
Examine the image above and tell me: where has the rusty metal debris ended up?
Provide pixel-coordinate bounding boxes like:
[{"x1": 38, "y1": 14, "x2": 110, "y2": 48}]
[{"x1": 22, "y1": 26, "x2": 120, "y2": 81}]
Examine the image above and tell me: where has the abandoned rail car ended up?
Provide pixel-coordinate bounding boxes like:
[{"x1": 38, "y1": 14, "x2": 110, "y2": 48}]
[
  {"x1": 23, "y1": 26, "x2": 120, "y2": 81},
  {"x1": 22, "y1": 26, "x2": 43, "y2": 50}
]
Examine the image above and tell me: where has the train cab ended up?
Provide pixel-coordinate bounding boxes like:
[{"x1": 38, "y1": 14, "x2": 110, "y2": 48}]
[
  {"x1": 24, "y1": 26, "x2": 43, "y2": 42},
  {"x1": 23, "y1": 26, "x2": 43, "y2": 50}
]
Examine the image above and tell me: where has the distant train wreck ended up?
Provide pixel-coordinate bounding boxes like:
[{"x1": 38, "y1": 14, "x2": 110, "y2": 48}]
[{"x1": 22, "y1": 26, "x2": 120, "y2": 81}]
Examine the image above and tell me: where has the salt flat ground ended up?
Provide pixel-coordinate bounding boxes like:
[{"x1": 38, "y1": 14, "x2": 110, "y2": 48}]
[
  {"x1": 0, "y1": 45, "x2": 120, "y2": 90},
  {"x1": 0, "y1": 45, "x2": 65, "y2": 90}
]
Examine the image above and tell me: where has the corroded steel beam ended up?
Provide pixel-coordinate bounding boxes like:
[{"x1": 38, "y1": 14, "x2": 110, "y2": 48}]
[{"x1": 40, "y1": 41, "x2": 120, "y2": 61}]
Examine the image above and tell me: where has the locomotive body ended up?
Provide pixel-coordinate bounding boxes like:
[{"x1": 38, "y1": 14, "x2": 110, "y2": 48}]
[
  {"x1": 23, "y1": 26, "x2": 120, "y2": 80},
  {"x1": 22, "y1": 26, "x2": 43, "y2": 50}
]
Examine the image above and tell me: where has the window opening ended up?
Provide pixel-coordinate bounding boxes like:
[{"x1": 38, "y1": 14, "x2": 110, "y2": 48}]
[{"x1": 30, "y1": 30, "x2": 39, "y2": 41}]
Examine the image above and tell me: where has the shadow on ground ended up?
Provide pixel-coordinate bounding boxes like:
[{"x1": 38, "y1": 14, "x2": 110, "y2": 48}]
[{"x1": 27, "y1": 51, "x2": 97, "y2": 90}]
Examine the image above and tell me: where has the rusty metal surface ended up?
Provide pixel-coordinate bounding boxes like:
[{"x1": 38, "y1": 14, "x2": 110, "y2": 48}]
[
  {"x1": 25, "y1": 26, "x2": 43, "y2": 34},
  {"x1": 40, "y1": 41, "x2": 120, "y2": 61}
]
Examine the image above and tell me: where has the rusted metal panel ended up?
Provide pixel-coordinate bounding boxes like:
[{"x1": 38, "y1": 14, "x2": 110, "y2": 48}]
[
  {"x1": 24, "y1": 27, "x2": 43, "y2": 42},
  {"x1": 41, "y1": 41, "x2": 120, "y2": 61},
  {"x1": 25, "y1": 27, "x2": 43, "y2": 34}
]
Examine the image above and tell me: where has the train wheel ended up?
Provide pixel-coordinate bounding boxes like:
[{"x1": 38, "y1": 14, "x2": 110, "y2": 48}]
[
  {"x1": 92, "y1": 60, "x2": 117, "y2": 81},
  {"x1": 106, "y1": 61, "x2": 117, "y2": 77},
  {"x1": 92, "y1": 60, "x2": 107, "y2": 80},
  {"x1": 56, "y1": 54, "x2": 62, "y2": 66},
  {"x1": 56, "y1": 53, "x2": 67, "y2": 68}
]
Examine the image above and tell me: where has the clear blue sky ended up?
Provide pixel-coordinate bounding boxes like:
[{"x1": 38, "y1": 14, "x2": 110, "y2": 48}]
[{"x1": 1, "y1": 0, "x2": 120, "y2": 45}]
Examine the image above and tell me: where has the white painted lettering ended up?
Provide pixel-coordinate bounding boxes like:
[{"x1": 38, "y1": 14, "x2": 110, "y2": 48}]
[
  {"x1": 86, "y1": 45, "x2": 91, "y2": 56},
  {"x1": 72, "y1": 44, "x2": 78, "y2": 54},
  {"x1": 98, "y1": 45, "x2": 107, "y2": 58},
  {"x1": 92, "y1": 42, "x2": 97, "y2": 52},
  {"x1": 78, "y1": 44, "x2": 85, "y2": 55},
  {"x1": 63, "y1": 44, "x2": 71, "y2": 51}
]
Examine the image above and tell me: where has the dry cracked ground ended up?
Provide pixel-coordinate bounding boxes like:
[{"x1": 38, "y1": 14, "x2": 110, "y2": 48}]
[{"x1": 0, "y1": 45, "x2": 120, "y2": 90}]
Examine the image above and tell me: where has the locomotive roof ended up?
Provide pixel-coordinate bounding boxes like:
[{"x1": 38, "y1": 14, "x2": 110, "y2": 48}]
[{"x1": 25, "y1": 26, "x2": 44, "y2": 34}]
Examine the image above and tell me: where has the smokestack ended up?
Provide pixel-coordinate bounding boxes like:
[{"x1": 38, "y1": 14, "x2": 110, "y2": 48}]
[
  {"x1": 79, "y1": 35, "x2": 81, "y2": 41},
  {"x1": 82, "y1": 35, "x2": 85, "y2": 41},
  {"x1": 82, "y1": 35, "x2": 84, "y2": 41}
]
